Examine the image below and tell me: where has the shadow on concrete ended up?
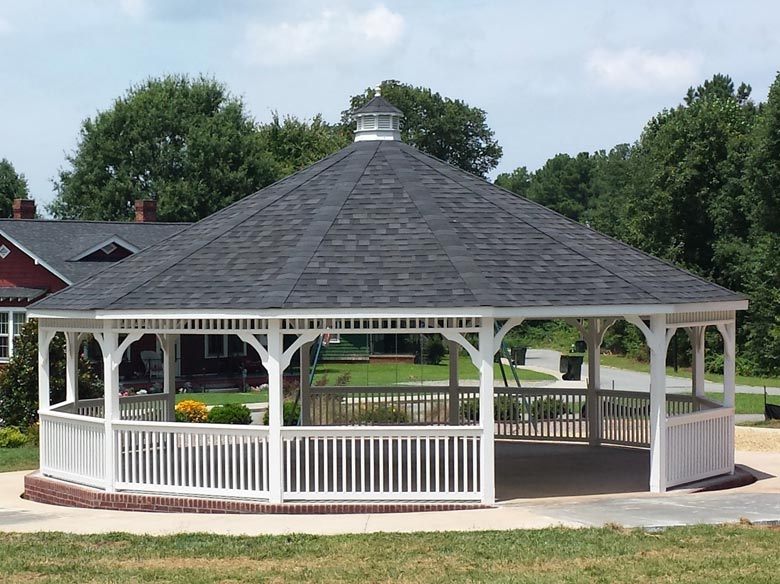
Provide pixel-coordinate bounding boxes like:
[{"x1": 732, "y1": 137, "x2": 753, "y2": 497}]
[
  {"x1": 495, "y1": 440, "x2": 649, "y2": 501},
  {"x1": 739, "y1": 465, "x2": 775, "y2": 482}
]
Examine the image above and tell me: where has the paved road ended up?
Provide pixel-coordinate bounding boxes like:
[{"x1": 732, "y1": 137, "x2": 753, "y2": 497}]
[{"x1": 525, "y1": 349, "x2": 780, "y2": 396}]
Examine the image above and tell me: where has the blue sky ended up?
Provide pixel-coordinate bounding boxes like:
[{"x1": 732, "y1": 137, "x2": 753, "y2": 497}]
[{"x1": 1, "y1": 0, "x2": 779, "y2": 214}]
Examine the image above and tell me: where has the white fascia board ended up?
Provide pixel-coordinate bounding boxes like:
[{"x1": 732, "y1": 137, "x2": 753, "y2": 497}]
[
  {"x1": 0, "y1": 228, "x2": 72, "y2": 285},
  {"x1": 27, "y1": 309, "x2": 97, "y2": 319},
  {"x1": 29, "y1": 299, "x2": 748, "y2": 322},
  {"x1": 69, "y1": 236, "x2": 140, "y2": 261}
]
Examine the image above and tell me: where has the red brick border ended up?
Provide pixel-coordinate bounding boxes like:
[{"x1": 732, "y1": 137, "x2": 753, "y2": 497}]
[{"x1": 23, "y1": 473, "x2": 488, "y2": 515}]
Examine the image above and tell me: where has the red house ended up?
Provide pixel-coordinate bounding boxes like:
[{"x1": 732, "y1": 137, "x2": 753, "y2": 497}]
[{"x1": 1, "y1": 199, "x2": 184, "y2": 360}]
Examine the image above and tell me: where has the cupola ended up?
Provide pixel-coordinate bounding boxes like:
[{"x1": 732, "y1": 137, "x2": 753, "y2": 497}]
[{"x1": 353, "y1": 85, "x2": 403, "y2": 142}]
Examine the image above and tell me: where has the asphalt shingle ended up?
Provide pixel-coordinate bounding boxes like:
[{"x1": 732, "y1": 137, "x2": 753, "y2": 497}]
[{"x1": 31, "y1": 140, "x2": 743, "y2": 312}]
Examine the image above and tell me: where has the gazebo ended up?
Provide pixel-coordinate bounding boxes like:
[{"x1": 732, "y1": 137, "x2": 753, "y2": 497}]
[{"x1": 28, "y1": 92, "x2": 747, "y2": 509}]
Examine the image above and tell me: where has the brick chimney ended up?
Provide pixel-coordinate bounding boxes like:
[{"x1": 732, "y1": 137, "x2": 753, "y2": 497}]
[
  {"x1": 134, "y1": 199, "x2": 157, "y2": 223},
  {"x1": 12, "y1": 199, "x2": 35, "y2": 219}
]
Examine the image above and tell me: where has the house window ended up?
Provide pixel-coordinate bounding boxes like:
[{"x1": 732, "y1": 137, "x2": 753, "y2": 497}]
[
  {"x1": 204, "y1": 335, "x2": 247, "y2": 359},
  {"x1": 0, "y1": 310, "x2": 26, "y2": 361}
]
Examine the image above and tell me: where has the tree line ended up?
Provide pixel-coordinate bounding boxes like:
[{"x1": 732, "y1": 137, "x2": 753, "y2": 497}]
[
  {"x1": 497, "y1": 73, "x2": 780, "y2": 376},
  {"x1": 3, "y1": 73, "x2": 780, "y2": 375}
]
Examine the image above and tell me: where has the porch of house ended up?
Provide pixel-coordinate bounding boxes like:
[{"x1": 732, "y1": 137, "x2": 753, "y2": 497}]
[{"x1": 33, "y1": 313, "x2": 737, "y2": 508}]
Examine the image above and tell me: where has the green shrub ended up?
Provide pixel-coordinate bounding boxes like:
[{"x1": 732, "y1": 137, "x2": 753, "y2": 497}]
[
  {"x1": 207, "y1": 403, "x2": 252, "y2": 425},
  {"x1": 529, "y1": 397, "x2": 569, "y2": 420},
  {"x1": 358, "y1": 405, "x2": 408, "y2": 424},
  {"x1": 460, "y1": 397, "x2": 480, "y2": 422},
  {"x1": 0, "y1": 319, "x2": 101, "y2": 428},
  {"x1": 0, "y1": 426, "x2": 28, "y2": 448},
  {"x1": 23, "y1": 422, "x2": 39, "y2": 446},
  {"x1": 459, "y1": 396, "x2": 521, "y2": 422},
  {"x1": 423, "y1": 336, "x2": 446, "y2": 365},
  {"x1": 262, "y1": 401, "x2": 301, "y2": 426}
]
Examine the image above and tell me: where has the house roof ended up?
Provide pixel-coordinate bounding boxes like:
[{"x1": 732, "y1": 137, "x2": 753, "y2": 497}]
[
  {"x1": 31, "y1": 140, "x2": 744, "y2": 313},
  {"x1": 0, "y1": 219, "x2": 187, "y2": 284},
  {"x1": 0, "y1": 287, "x2": 46, "y2": 301}
]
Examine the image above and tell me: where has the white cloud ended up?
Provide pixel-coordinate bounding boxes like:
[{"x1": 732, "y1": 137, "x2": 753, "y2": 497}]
[
  {"x1": 241, "y1": 4, "x2": 405, "y2": 66},
  {"x1": 119, "y1": 0, "x2": 148, "y2": 20},
  {"x1": 586, "y1": 48, "x2": 702, "y2": 91}
]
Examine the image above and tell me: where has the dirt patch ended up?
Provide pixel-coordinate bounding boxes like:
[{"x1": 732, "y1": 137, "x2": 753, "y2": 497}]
[{"x1": 735, "y1": 426, "x2": 780, "y2": 452}]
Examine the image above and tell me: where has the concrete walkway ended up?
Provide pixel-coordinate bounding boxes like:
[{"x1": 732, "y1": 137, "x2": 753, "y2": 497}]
[{"x1": 1, "y1": 448, "x2": 778, "y2": 535}]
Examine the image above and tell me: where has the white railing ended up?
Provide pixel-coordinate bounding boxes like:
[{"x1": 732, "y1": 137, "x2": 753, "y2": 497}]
[
  {"x1": 666, "y1": 407, "x2": 735, "y2": 488},
  {"x1": 39, "y1": 411, "x2": 106, "y2": 488},
  {"x1": 596, "y1": 390, "x2": 651, "y2": 446},
  {"x1": 113, "y1": 421, "x2": 270, "y2": 498},
  {"x1": 306, "y1": 386, "x2": 478, "y2": 426},
  {"x1": 76, "y1": 393, "x2": 169, "y2": 421},
  {"x1": 281, "y1": 426, "x2": 481, "y2": 501},
  {"x1": 491, "y1": 387, "x2": 588, "y2": 441}
]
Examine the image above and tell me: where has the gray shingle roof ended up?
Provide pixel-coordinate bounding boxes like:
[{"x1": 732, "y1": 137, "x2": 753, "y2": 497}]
[
  {"x1": 354, "y1": 96, "x2": 404, "y2": 115},
  {"x1": 31, "y1": 140, "x2": 742, "y2": 312},
  {"x1": 0, "y1": 219, "x2": 187, "y2": 284},
  {"x1": 0, "y1": 287, "x2": 46, "y2": 301}
]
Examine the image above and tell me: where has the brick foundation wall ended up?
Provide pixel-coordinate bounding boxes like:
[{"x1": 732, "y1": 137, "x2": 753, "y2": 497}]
[{"x1": 24, "y1": 473, "x2": 487, "y2": 514}]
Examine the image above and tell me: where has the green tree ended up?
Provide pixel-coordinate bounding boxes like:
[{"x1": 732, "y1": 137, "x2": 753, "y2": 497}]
[
  {"x1": 0, "y1": 158, "x2": 30, "y2": 218},
  {"x1": 741, "y1": 74, "x2": 780, "y2": 374},
  {"x1": 258, "y1": 112, "x2": 349, "y2": 177},
  {"x1": 0, "y1": 319, "x2": 100, "y2": 428},
  {"x1": 494, "y1": 166, "x2": 531, "y2": 198},
  {"x1": 344, "y1": 80, "x2": 502, "y2": 177},
  {"x1": 525, "y1": 152, "x2": 595, "y2": 221},
  {"x1": 50, "y1": 75, "x2": 278, "y2": 222},
  {"x1": 623, "y1": 74, "x2": 756, "y2": 279}
]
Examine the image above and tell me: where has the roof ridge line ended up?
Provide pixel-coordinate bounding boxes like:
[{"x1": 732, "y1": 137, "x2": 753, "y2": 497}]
[
  {"x1": 94, "y1": 146, "x2": 360, "y2": 310},
  {"x1": 399, "y1": 144, "x2": 672, "y2": 305},
  {"x1": 382, "y1": 145, "x2": 486, "y2": 306},
  {"x1": 277, "y1": 142, "x2": 382, "y2": 307}
]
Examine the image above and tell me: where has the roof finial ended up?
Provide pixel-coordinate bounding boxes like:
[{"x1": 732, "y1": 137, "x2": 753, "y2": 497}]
[{"x1": 375, "y1": 84, "x2": 381, "y2": 97}]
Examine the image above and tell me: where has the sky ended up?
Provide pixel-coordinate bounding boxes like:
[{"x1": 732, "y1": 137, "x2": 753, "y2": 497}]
[{"x1": 1, "y1": 0, "x2": 779, "y2": 215}]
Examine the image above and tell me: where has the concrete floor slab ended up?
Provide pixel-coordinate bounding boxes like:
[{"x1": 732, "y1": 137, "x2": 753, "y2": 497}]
[{"x1": 1, "y1": 443, "x2": 778, "y2": 535}]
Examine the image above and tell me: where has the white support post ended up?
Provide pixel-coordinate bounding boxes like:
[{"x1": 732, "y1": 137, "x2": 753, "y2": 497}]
[
  {"x1": 64, "y1": 331, "x2": 79, "y2": 408},
  {"x1": 626, "y1": 314, "x2": 670, "y2": 492},
  {"x1": 586, "y1": 321, "x2": 601, "y2": 447},
  {"x1": 478, "y1": 317, "x2": 495, "y2": 505},
  {"x1": 101, "y1": 330, "x2": 120, "y2": 492},
  {"x1": 717, "y1": 321, "x2": 736, "y2": 409},
  {"x1": 688, "y1": 326, "x2": 706, "y2": 401},
  {"x1": 648, "y1": 314, "x2": 668, "y2": 493},
  {"x1": 160, "y1": 334, "x2": 178, "y2": 422},
  {"x1": 448, "y1": 340, "x2": 460, "y2": 425},
  {"x1": 37, "y1": 328, "x2": 55, "y2": 415},
  {"x1": 266, "y1": 319, "x2": 284, "y2": 503},
  {"x1": 299, "y1": 340, "x2": 312, "y2": 425}
]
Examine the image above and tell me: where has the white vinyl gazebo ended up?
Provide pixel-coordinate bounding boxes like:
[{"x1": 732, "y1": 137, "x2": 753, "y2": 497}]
[{"x1": 29, "y1": 93, "x2": 747, "y2": 508}]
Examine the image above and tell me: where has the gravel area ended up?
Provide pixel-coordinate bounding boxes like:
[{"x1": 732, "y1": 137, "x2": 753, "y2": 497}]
[{"x1": 735, "y1": 426, "x2": 780, "y2": 452}]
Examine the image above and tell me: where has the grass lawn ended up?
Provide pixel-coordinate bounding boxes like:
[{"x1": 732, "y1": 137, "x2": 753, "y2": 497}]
[
  {"x1": 704, "y1": 392, "x2": 767, "y2": 415},
  {"x1": 175, "y1": 391, "x2": 268, "y2": 406},
  {"x1": 0, "y1": 444, "x2": 39, "y2": 473},
  {"x1": 312, "y1": 355, "x2": 555, "y2": 387},
  {"x1": 0, "y1": 526, "x2": 778, "y2": 583},
  {"x1": 738, "y1": 419, "x2": 780, "y2": 429},
  {"x1": 600, "y1": 354, "x2": 780, "y2": 389}
]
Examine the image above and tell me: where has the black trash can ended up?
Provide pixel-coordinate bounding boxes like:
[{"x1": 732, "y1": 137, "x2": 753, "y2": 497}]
[
  {"x1": 559, "y1": 354, "x2": 583, "y2": 381},
  {"x1": 511, "y1": 347, "x2": 527, "y2": 366},
  {"x1": 572, "y1": 339, "x2": 587, "y2": 353}
]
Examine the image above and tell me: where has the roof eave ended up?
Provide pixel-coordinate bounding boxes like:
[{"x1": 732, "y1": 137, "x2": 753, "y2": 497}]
[{"x1": 27, "y1": 298, "x2": 748, "y2": 322}]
